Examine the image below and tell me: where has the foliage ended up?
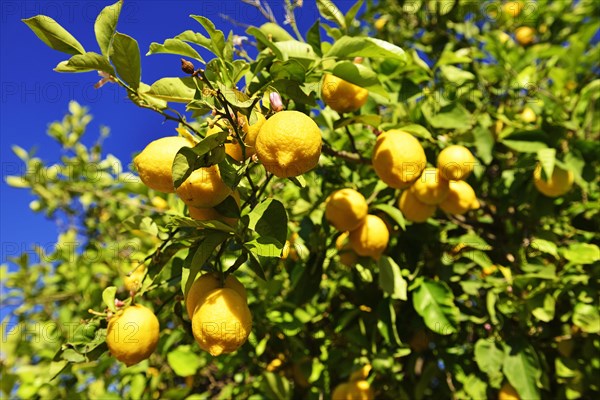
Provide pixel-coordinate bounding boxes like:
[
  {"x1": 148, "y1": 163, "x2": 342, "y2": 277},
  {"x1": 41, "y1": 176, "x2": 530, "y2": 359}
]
[{"x1": 3, "y1": 0, "x2": 599, "y2": 399}]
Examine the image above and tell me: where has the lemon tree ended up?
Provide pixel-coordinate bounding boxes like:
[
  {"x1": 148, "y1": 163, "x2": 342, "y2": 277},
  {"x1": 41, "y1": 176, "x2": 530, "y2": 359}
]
[{"x1": 3, "y1": 0, "x2": 599, "y2": 399}]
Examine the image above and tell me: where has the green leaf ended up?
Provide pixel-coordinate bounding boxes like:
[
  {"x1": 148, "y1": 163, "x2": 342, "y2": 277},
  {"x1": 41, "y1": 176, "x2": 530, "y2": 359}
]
[
  {"x1": 247, "y1": 199, "x2": 288, "y2": 248},
  {"x1": 378, "y1": 256, "x2": 407, "y2": 300},
  {"x1": 474, "y1": 339, "x2": 504, "y2": 378},
  {"x1": 537, "y1": 148, "x2": 556, "y2": 179},
  {"x1": 247, "y1": 26, "x2": 283, "y2": 59},
  {"x1": 190, "y1": 15, "x2": 225, "y2": 59},
  {"x1": 147, "y1": 77, "x2": 197, "y2": 103},
  {"x1": 324, "y1": 36, "x2": 406, "y2": 61},
  {"x1": 333, "y1": 114, "x2": 382, "y2": 130},
  {"x1": 316, "y1": 0, "x2": 346, "y2": 29},
  {"x1": 54, "y1": 52, "x2": 115, "y2": 75},
  {"x1": 371, "y1": 203, "x2": 406, "y2": 231},
  {"x1": 245, "y1": 237, "x2": 283, "y2": 258},
  {"x1": 23, "y1": 16, "x2": 85, "y2": 55},
  {"x1": 530, "y1": 293, "x2": 555, "y2": 322},
  {"x1": 171, "y1": 131, "x2": 228, "y2": 188},
  {"x1": 110, "y1": 32, "x2": 141, "y2": 90},
  {"x1": 503, "y1": 140, "x2": 548, "y2": 153},
  {"x1": 175, "y1": 30, "x2": 213, "y2": 52},
  {"x1": 306, "y1": 20, "x2": 323, "y2": 56},
  {"x1": 94, "y1": 0, "x2": 122, "y2": 56},
  {"x1": 440, "y1": 65, "x2": 475, "y2": 85},
  {"x1": 473, "y1": 125, "x2": 495, "y2": 165},
  {"x1": 397, "y1": 124, "x2": 433, "y2": 140},
  {"x1": 423, "y1": 102, "x2": 473, "y2": 130},
  {"x1": 412, "y1": 278, "x2": 460, "y2": 334},
  {"x1": 502, "y1": 340, "x2": 542, "y2": 400},
  {"x1": 572, "y1": 303, "x2": 600, "y2": 333},
  {"x1": 261, "y1": 371, "x2": 291, "y2": 400},
  {"x1": 147, "y1": 39, "x2": 205, "y2": 63},
  {"x1": 274, "y1": 41, "x2": 317, "y2": 65},
  {"x1": 62, "y1": 349, "x2": 85, "y2": 363},
  {"x1": 330, "y1": 61, "x2": 380, "y2": 87},
  {"x1": 102, "y1": 286, "x2": 117, "y2": 312},
  {"x1": 561, "y1": 243, "x2": 600, "y2": 265},
  {"x1": 185, "y1": 232, "x2": 229, "y2": 297},
  {"x1": 167, "y1": 345, "x2": 204, "y2": 377},
  {"x1": 344, "y1": 0, "x2": 365, "y2": 30}
]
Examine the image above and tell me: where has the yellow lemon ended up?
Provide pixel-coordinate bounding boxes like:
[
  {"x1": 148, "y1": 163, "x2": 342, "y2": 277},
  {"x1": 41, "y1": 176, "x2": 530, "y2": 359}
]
[
  {"x1": 372, "y1": 130, "x2": 427, "y2": 189},
  {"x1": 348, "y1": 215, "x2": 389, "y2": 259},
  {"x1": 191, "y1": 288, "x2": 252, "y2": 356},
  {"x1": 332, "y1": 380, "x2": 375, "y2": 400},
  {"x1": 321, "y1": 74, "x2": 369, "y2": 114},
  {"x1": 150, "y1": 196, "x2": 169, "y2": 210},
  {"x1": 325, "y1": 189, "x2": 369, "y2": 231},
  {"x1": 106, "y1": 304, "x2": 160, "y2": 366},
  {"x1": 134, "y1": 136, "x2": 194, "y2": 193},
  {"x1": 398, "y1": 190, "x2": 436, "y2": 223},
  {"x1": 349, "y1": 365, "x2": 372, "y2": 382},
  {"x1": 255, "y1": 110, "x2": 322, "y2": 178},
  {"x1": 439, "y1": 180, "x2": 479, "y2": 215},
  {"x1": 374, "y1": 17, "x2": 388, "y2": 31},
  {"x1": 188, "y1": 190, "x2": 240, "y2": 226},
  {"x1": 335, "y1": 232, "x2": 358, "y2": 267},
  {"x1": 437, "y1": 145, "x2": 476, "y2": 181},
  {"x1": 124, "y1": 264, "x2": 147, "y2": 293},
  {"x1": 533, "y1": 163, "x2": 574, "y2": 197},
  {"x1": 520, "y1": 107, "x2": 537, "y2": 123},
  {"x1": 185, "y1": 272, "x2": 247, "y2": 319},
  {"x1": 175, "y1": 165, "x2": 232, "y2": 208},
  {"x1": 498, "y1": 382, "x2": 520, "y2": 400},
  {"x1": 515, "y1": 26, "x2": 535, "y2": 46},
  {"x1": 410, "y1": 168, "x2": 450, "y2": 205},
  {"x1": 502, "y1": 1, "x2": 523, "y2": 18}
]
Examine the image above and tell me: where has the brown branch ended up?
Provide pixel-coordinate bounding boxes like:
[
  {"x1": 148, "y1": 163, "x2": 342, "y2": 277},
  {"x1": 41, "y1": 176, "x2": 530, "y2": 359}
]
[{"x1": 322, "y1": 144, "x2": 371, "y2": 165}]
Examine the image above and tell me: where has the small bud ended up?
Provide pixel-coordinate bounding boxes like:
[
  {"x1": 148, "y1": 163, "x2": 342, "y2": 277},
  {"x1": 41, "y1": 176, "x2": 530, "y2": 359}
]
[
  {"x1": 484, "y1": 323, "x2": 491, "y2": 331},
  {"x1": 269, "y1": 92, "x2": 284, "y2": 112},
  {"x1": 353, "y1": 57, "x2": 363, "y2": 64},
  {"x1": 181, "y1": 59, "x2": 195, "y2": 75},
  {"x1": 114, "y1": 299, "x2": 125, "y2": 308}
]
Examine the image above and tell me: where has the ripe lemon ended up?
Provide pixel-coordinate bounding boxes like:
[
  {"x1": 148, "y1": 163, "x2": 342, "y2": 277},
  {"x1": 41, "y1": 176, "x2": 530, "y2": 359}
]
[
  {"x1": 134, "y1": 136, "x2": 194, "y2": 193},
  {"x1": 349, "y1": 365, "x2": 372, "y2": 382},
  {"x1": 188, "y1": 190, "x2": 240, "y2": 226},
  {"x1": 321, "y1": 74, "x2": 369, "y2": 114},
  {"x1": 185, "y1": 272, "x2": 247, "y2": 319},
  {"x1": 437, "y1": 145, "x2": 476, "y2": 181},
  {"x1": 335, "y1": 232, "x2": 358, "y2": 267},
  {"x1": 255, "y1": 111, "x2": 322, "y2": 178},
  {"x1": 106, "y1": 304, "x2": 160, "y2": 366},
  {"x1": 498, "y1": 382, "x2": 520, "y2": 400},
  {"x1": 520, "y1": 107, "x2": 537, "y2": 123},
  {"x1": 502, "y1": 1, "x2": 523, "y2": 18},
  {"x1": 533, "y1": 163, "x2": 574, "y2": 197},
  {"x1": 410, "y1": 168, "x2": 450, "y2": 205},
  {"x1": 439, "y1": 180, "x2": 479, "y2": 215},
  {"x1": 124, "y1": 264, "x2": 147, "y2": 293},
  {"x1": 175, "y1": 165, "x2": 232, "y2": 208},
  {"x1": 191, "y1": 288, "x2": 252, "y2": 356},
  {"x1": 325, "y1": 189, "x2": 369, "y2": 231},
  {"x1": 348, "y1": 215, "x2": 389, "y2": 259},
  {"x1": 332, "y1": 380, "x2": 374, "y2": 400},
  {"x1": 515, "y1": 26, "x2": 535, "y2": 46},
  {"x1": 372, "y1": 130, "x2": 427, "y2": 189},
  {"x1": 398, "y1": 190, "x2": 436, "y2": 223}
]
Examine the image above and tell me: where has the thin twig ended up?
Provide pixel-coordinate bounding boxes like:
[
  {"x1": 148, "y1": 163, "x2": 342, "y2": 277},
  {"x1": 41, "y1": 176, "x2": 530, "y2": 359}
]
[{"x1": 322, "y1": 143, "x2": 371, "y2": 165}]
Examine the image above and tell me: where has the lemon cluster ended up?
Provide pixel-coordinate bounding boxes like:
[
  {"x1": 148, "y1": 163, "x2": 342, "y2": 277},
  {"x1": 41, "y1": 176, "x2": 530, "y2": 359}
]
[
  {"x1": 371, "y1": 131, "x2": 480, "y2": 223},
  {"x1": 186, "y1": 273, "x2": 252, "y2": 356},
  {"x1": 325, "y1": 188, "x2": 390, "y2": 263}
]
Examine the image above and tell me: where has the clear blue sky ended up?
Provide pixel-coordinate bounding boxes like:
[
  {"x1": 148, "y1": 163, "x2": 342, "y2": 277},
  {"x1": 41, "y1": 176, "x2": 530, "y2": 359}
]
[{"x1": 0, "y1": 1, "x2": 361, "y2": 317}]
